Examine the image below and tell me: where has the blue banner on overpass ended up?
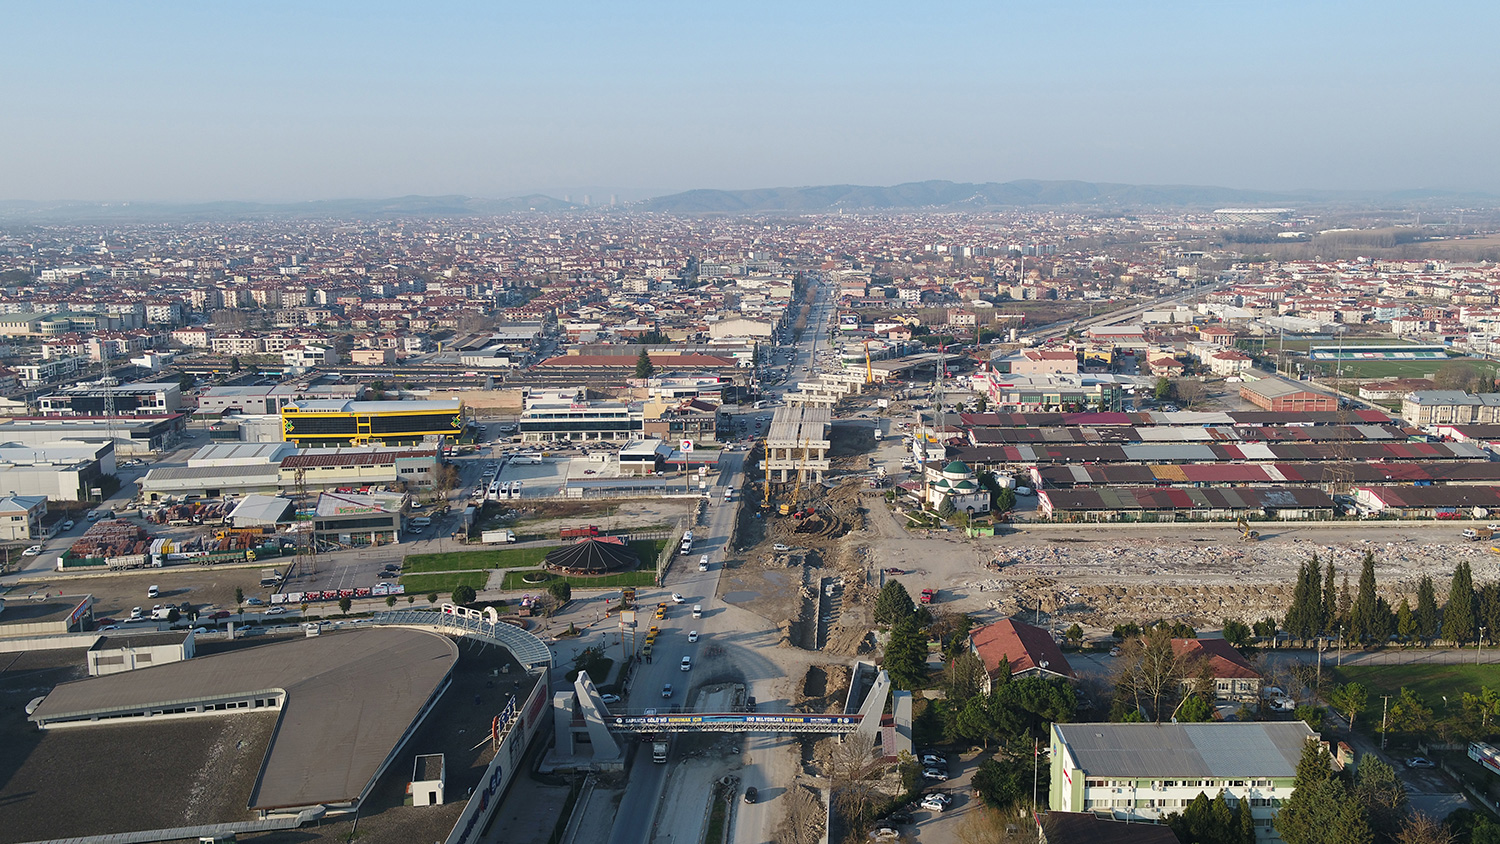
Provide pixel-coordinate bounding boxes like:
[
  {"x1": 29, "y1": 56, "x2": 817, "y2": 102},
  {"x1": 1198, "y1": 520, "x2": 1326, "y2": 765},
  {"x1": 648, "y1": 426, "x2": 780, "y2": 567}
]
[{"x1": 610, "y1": 712, "x2": 861, "y2": 733}]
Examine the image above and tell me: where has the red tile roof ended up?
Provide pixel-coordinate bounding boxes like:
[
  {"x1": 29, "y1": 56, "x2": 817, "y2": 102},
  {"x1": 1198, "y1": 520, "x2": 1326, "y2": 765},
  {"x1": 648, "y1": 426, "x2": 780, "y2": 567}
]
[
  {"x1": 1171, "y1": 638, "x2": 1260, "y2": 680},
  {"x1": 970, "y1": 618, "x2": 1074, "y2": 679}
]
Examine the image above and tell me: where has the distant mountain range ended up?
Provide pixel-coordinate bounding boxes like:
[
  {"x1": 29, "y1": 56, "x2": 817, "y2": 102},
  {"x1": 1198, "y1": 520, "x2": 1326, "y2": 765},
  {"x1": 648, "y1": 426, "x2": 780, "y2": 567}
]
[
  {"x1": 636, "y1": 180, "x2": 1498, "y2": 213},
  {"x1": 1, "y1": 180, "x2": 1493, "y2": 222}
]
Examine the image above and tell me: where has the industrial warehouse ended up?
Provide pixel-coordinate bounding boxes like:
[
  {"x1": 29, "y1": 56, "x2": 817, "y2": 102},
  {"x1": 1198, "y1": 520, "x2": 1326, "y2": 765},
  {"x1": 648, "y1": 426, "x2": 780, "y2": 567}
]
[{"x1": 923, "y1": 408, "x2": 1500, "y2": 522}]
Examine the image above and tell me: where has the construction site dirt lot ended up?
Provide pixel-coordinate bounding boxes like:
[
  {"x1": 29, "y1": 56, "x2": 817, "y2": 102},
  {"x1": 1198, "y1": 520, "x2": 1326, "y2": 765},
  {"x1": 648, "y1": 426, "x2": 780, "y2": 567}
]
[
  {"x1": 738, "y1": 414, "x2": 1494, "y2": 634},
  {"x1": 878, "y1": 519, "x2": 1495, "y2": 632}
]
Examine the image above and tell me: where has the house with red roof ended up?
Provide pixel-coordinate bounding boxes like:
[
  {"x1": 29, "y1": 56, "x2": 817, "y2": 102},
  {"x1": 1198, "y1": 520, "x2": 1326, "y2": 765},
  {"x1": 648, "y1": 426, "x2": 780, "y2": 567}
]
[
  {"x1": 968, "y1": 618, "x2": 1074, "y2": 692},
  {"x1": 1171, "y1": 638, "x2": 1262, "y2": 701}
]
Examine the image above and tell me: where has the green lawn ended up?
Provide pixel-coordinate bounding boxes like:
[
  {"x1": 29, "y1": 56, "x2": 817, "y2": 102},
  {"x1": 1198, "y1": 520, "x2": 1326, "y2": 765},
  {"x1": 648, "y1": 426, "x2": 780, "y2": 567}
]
[
  {"x1": 399, "y1": 571, "x2": 491, "y2": 596},
  {"x1": 1318, "y1": 358, "x2": 1500, "y2": 380},
  {"x1": 629, "y1": 538, "x2": 670, "y2": 566},
  {"x1": 404, "y1": 546, "x2": 556, "y2": 573},
  {"x1": 500, "y1": 569, "x2": 657, "y2": 590},
  {"x1": 1330, "y1": 662, "x2": 1500, "y2": 705}
]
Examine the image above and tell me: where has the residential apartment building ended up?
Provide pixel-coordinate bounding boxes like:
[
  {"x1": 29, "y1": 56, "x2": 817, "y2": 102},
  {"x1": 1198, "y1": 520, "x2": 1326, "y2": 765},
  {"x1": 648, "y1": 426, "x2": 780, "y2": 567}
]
[
  {"x1": 1402, "y1": 390, "x2": 1500, "y2": 426},
  {"x1": 1049, "y1": 721, "x2": 1317, "y2": 842}
]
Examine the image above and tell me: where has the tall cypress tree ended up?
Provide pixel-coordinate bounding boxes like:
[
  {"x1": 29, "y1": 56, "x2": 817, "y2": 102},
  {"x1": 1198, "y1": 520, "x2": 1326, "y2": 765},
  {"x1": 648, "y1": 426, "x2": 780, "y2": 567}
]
[
  {"x1": 1480, "y1": 583, "x2": 1500, "y2": 645},
  {"x1": 1396, "y1": 597, "x2": 1416, "y2": 643},
  {"x1": 1320, "y1": 557, "x2": 1336, "y2": 635},
  {"x1": 1336, "y1": 574, "x2": 1353, "y2": 637},
  {"x1": 1444, "y1": 561, "x2": 1477, "y2": 644},
  {"x1": 1415, "y1": 576, "x2": 1440, "y2": 643},
  {"x1": 1285, "y1": 559, "x2": 1318, "y2": 642},
  {"x1": 1348, "y1": 551, "x2": 1379, "y2": 643}
]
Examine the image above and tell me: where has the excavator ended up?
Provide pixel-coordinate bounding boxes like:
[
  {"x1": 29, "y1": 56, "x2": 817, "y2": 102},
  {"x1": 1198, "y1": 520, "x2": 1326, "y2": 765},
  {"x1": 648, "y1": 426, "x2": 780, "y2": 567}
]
[{"x1": 1237, "y1": 517, "x2": 1261, "y2": 542}]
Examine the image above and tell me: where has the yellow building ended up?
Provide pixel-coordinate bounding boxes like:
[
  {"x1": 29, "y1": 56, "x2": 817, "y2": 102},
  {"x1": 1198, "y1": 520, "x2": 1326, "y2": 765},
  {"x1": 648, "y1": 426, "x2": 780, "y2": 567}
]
[{"x1": 280, "y1": 399, "x2": 463, "y2": 448}]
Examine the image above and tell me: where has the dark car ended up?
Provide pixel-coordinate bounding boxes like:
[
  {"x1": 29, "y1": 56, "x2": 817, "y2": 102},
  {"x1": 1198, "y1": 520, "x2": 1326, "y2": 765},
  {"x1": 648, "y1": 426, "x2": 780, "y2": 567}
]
[
  {"x1": 881, "y1": 811, "x2": 913, "y2": 826},
  {"x1": 209, "y1": 611, "x2": 231, "y2": 620},
  {"x1": 378, "y1": 570, "x2": 397, "y2": 578},
  {"x1": 746, "y1": 695, "x2": 757, "y2": 713},
  {"x1": 743, "y1": 787, "x2": 758, "y2": 804}
]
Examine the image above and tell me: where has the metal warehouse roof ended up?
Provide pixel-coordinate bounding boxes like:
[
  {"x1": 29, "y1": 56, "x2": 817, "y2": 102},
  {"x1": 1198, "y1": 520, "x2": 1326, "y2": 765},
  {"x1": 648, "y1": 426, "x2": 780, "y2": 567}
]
[
  {"x1": 1056, "y1": 722, "x2": 1315, "y2": 778},
  {"x1": 30, "y1": 628, "x2": 459, "y2": 811}
]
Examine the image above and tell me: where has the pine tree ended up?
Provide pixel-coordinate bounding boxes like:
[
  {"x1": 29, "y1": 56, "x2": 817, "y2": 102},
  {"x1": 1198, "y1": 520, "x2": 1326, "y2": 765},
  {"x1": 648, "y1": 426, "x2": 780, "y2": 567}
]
[
  {"x1": 874, "y1": 580, "x2": 916, "y2": 626},
  {"x1": 1275, "y1": 741, "x2": 1374, "y2": 844},
  {"x1": 1480, "y1": 583, "x2": 1500, "y2": 644},
  {"x1": 1415, "y1": 576, "x2": 1440, "y2": 643},
  {"x1": 1396, "y1": 597, "x2": 1416, "y2": 643},
  {"x1": 1320, "y1": 556, "x2": 1336, "y2": 634},
  {"x1": 1284, "y1": 559, "x2": 1318, "y2": 643},
  {"x1": 634, "y1": 347, "x2": 655, "y2": 379},
  {"x1": 1348, "y1": 551, "x2": 1379, "y2": 643},
  {"x1": 1445, "y1": 560, "x2": 1477, "y2": 644}
]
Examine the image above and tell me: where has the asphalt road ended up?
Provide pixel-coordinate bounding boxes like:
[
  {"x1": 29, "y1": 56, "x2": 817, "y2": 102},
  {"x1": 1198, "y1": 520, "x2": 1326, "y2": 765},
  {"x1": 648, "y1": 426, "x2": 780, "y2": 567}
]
[
  {"x1": 608, "y1": 281, "x2": 833, "y2": 844},
  {"x1": 606, "y1": 452, "x2": 746, "y2": 844}
]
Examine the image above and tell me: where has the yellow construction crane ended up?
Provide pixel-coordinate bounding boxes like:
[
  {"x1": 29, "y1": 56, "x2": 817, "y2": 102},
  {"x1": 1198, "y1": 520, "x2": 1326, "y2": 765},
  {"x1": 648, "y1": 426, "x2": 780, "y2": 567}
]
[{"x1": 762, "y1": 436, "x2": 772, "y2": 512}]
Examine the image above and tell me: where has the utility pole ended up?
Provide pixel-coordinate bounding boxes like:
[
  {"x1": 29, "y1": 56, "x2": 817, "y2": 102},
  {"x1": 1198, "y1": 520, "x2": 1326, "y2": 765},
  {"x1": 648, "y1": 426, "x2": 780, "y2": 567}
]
[
  {"x1": 1482, "y1": 627, "x2": 1488, "y2": 665},
  {"x1": 1381, "y1": 694, "x2": 1392, "y2": 750}
]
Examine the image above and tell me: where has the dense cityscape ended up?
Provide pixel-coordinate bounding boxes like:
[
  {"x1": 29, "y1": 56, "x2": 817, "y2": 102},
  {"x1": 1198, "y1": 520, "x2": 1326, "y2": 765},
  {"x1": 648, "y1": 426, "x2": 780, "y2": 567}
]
[{"x1": 5, "y1": 3, "x2": 1500, "y2": 844}]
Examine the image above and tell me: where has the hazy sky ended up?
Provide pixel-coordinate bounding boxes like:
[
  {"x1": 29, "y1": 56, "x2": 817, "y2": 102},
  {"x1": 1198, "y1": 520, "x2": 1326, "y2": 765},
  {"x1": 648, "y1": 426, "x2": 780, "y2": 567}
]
[{"x1": 4, "y1": 1, "x2": 1497, "y2": 201}]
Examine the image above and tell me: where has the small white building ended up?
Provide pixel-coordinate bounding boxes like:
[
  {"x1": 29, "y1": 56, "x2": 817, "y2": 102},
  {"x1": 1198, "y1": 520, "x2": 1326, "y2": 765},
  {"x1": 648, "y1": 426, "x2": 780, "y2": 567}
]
[
  {"x1": 88, "y1": 630, "x2": 196, "y2": 676},
  {"x1": 411, "y1": 753, "x2": 446, "y2": 806},
  {"x1": 0, "y1": 494, "x2": 47, "y2": 541}
]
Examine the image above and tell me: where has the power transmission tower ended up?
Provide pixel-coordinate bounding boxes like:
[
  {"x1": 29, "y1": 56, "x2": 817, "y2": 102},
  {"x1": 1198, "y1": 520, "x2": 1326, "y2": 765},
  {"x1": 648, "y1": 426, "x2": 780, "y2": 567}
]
[{"x1": 295, "y1": 467, "x2": 316, "y2": 577}]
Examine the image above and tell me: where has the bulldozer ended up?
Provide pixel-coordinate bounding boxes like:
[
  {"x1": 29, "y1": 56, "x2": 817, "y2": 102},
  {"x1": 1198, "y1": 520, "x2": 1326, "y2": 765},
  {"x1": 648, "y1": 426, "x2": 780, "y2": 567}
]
[{"x1": 1237, "y1": 517, "x2": 1261, "y2": 542}]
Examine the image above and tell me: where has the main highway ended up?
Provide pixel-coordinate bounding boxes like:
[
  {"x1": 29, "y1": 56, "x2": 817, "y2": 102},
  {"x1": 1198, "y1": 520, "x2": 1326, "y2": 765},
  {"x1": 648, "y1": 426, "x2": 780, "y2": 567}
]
[{"x1": 604, "y1": 276, "x2": 833, "y2": 844}]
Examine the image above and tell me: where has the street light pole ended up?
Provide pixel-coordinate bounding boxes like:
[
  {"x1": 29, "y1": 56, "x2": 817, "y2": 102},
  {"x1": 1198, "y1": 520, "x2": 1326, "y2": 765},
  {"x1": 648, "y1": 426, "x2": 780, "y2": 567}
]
[{"x1": 1381, "y1": 694, "x2": 1391, "y2": 750}]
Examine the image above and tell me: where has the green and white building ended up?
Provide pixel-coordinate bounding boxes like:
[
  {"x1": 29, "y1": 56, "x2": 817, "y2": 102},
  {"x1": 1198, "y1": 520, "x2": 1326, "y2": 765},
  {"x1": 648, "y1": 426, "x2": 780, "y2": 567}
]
[{"x1": 1049, "y1": 721, "x2": 1316, "y2": 842}]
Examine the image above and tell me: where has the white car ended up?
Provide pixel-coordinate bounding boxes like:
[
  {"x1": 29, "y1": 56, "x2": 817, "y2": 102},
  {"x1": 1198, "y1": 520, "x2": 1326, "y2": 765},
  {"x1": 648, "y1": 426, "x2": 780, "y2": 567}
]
[
  {"x1": 599, "y1": 693, "x2": 621, "y2": 705},
  {"x1": 921, "y1": 797, "x2": 947, "y2": 812},
  {"x1": 923, "y1": 768, "x2": 949, "y2": 781},
  {"x1": 681, "y1": 656, "x2": 692, "y2": 671},
  {"x1": 265, "y1": 606, "x2": 288, "y2": 615},
  {"x1": 773, "y1": 543, "x2": 791, "y2": 552},
  {"x1": 687, "y1": 630, "x2": 699, "y2": 642},
  {"x1": 22, "y1": 544, "x2": 42, "y2": 556},
  {"x1": 671, "y1": 593, "x2": 686, "y2": 604},
  {"x1": 62, "y1": 520, "x2": 75, "y2": 530}
]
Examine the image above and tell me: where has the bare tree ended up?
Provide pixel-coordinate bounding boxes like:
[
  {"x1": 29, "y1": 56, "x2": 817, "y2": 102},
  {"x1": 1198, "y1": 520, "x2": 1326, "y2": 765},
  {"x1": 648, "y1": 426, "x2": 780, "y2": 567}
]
[
  {"x1": 825, "y1": 739, "x2": 887, "y2": 836},
  {"x1": 1113, "y1": 627, "x2": 1194, "y2": 721},
  {"x1": 1173, "y1": 378, "x2": 1210, "y2": 410},
  {"x1": 1394, "y1": 812, "x2": 1453, "y2": 844}
]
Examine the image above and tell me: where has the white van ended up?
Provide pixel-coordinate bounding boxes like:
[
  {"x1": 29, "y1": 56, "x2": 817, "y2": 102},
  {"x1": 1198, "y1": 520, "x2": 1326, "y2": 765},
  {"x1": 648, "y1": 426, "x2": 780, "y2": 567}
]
[
  {"x1": 698, "y1": 555, "x2": 710, "y2": 572},
  {"x1": 148, "y1": 585, "x2": 160, "y2": 598},
  {"x1": 692, "y1": 604, "x2": 703, "y2": 619}
]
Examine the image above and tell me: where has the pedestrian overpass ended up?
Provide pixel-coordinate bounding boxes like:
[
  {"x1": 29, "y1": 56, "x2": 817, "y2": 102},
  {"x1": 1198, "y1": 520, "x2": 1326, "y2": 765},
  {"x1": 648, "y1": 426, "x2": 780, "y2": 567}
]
[
  {"x1": 607, "y1": 711, "x2": 863, "y2": 735},
  {"x1": 553, "y1": 665, "x2": 909, "y2": 768}
]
